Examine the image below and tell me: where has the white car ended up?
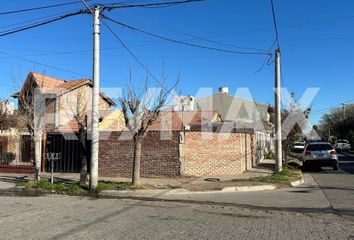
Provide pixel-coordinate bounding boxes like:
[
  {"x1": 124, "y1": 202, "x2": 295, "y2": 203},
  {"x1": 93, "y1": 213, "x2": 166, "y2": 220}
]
[
  {"x1": 334, "y1": 139, "x2": 351, "y2": 152},
  {"x1": 303, "y1": 142, "x2": 339, "y2": 170},
  {"x1": 293, "y1": 141, "x2": 305, "y2": 154}
]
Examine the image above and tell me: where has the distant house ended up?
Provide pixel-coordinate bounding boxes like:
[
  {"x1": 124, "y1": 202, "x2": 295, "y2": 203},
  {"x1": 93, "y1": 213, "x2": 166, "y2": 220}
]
[
  {"x1": 194, "y1": 87, "x2": 274, "y2": 162},
  {"x1": 0, "y1": 100, "x2": 22, "y2": 168},
  {"x1": 8, "y1": 72, "x2": 124, "y2": 173},
  {"x1": 0, "y1": 100, "x2": 14, "y2": 115},
  {"x1": 172, "y1": 95, "x2": 195, "y2": 112}
]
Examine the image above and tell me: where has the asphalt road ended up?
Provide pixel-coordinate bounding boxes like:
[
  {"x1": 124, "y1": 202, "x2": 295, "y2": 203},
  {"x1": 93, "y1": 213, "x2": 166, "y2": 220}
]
[{"x1": 306, "y1": 152, "x2": 354, "y2": 214}]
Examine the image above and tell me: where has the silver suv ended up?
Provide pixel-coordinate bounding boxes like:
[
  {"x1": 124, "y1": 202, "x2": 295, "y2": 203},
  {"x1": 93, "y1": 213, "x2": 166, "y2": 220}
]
[
  {"x1": 334, "y1": 139, "x2": 351, "y2": 152},
  {"x1": 303, "y1": 142, "x2": 339, "y2": 170}
]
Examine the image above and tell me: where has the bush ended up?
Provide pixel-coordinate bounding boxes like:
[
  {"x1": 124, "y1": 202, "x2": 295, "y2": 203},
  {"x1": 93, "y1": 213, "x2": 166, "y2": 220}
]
[{"x1": 0, "y1": 152, "x2": 16, "y2": 165}]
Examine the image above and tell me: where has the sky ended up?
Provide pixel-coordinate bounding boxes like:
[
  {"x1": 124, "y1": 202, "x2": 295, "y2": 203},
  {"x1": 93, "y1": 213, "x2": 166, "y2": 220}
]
[{"x1": 0, "y1": 0, "x2": 354, "y2": 124}]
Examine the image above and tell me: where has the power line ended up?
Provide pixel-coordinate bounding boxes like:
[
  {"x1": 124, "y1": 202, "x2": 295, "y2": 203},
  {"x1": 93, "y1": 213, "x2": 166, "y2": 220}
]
[
  {"x1": 270, "y1": 0, "x2": 284, "y2": 88},
  {"x1": 81, "y1": 0, "x2": 165, "y2": 86},
  {"x1": 0, "y1": 50, "x2": 88, "y2": 77},
  {"x1": 103, "y1": 0, "x2": 204, "y2": 10},
  {"x1": 0, "y1": 10, "x2": 88, "y2": 37},
  {"x1": 311, "y1": 99, "x2": 354, "y2": 114},
  {"x1": 0, "y1": 1, "x2": 90, "y2": 15},
  {"x1": 0, "y1": 49, "x2": 120, "y2": 85},
  {"x1": 112, "y1": 9, "x2": 267, "y2": 52},
  {"x1": 0, "y1": 6, "x2": 86, "y2": 31},
  {"x1": 270, "y1": 0, "x2": 280, "y2": 49},
  {"x1": 102, "y1": 19, "x2": 165, "y2": 86},
  {"x1": 254, "y1": 39, "x2": 276, "y2": 73},
  {"x1": 102, "y1": 15, "x2": 271, "y2": 56},
  {"x1": 136, "y1": 13, "x2": 354, "y2": 42}
]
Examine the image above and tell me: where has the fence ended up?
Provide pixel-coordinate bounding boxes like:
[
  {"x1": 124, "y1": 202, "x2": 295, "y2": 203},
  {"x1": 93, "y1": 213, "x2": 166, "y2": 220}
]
[{"x1": 45, "y1": 134, "x2": 91, "y2": 173}]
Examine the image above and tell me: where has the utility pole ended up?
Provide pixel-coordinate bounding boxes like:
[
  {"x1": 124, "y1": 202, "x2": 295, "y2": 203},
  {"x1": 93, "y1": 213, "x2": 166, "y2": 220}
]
[
  {"x1": 90, "y1": 5, "x2": 100, "y2": 190},
  {"x1": 275, "y1": 48, "x2": 282, "y2": 172},
  {"x1": 341, "y1": 103, "x2": 346, "y2": 119}
]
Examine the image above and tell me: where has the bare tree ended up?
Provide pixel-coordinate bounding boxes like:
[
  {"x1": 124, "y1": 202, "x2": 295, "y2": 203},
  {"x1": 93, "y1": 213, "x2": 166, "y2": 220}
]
[
  {"x1": 12, "y1": 73, "x2": 47, "y2": 181},
  {"x1": 0, "y1": 100, "x2": 10, "y2": 131},
  {"x1": 64, "y1": 90, "x2": 89, "y2": 185},
  {"x1": 119, "y1": 72, "x2": 178, "y2": 186},
  {"x1": 281, "y1": 92, "x2": 311, "y2": 165},
  {"x1": 16, "y1": 92, "x2": 42, "y2": 180}
]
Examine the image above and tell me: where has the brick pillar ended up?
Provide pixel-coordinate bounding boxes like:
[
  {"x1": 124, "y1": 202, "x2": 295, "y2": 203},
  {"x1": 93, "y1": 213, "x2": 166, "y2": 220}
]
[{"x1": 178, "y1": 131, "x2": 185, "y2": 175}]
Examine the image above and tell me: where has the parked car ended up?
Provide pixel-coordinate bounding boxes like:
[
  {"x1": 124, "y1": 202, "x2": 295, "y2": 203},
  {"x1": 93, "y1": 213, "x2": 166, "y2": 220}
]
[
  {"x1": 292, "y1": 141, "x2": 306, "y2": 154},
  {"x1": 334, "y1": 139, "x2": 351, "y2": 152},
  {"x1": 303, "y1": 142, "x2": 339, "y2": 170}
]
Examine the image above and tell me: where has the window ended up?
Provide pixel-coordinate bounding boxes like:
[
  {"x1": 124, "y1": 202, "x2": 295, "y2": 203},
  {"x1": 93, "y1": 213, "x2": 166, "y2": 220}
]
[{"x1": 306, "y1": 144, "x2": 333, "y2": 151}]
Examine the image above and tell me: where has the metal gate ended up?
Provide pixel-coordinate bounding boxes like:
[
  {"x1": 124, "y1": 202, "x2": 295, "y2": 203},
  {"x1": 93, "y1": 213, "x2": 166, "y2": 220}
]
[{"x1": 46, "y1": 134, "x2": 91, "y2": 173}]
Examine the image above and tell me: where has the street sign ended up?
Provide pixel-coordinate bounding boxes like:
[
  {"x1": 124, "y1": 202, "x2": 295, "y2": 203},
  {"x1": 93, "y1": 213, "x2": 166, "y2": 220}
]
[{"x1": 46, "y1": 152, "x2": 61, "y2": 184}]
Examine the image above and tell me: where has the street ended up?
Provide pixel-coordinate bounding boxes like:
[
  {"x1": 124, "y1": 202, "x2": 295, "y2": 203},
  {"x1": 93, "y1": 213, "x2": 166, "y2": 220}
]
[
  {"x1": 0, "y1": 195, "x2": 354, "y2": 240},
  {"x1": 0, "y1": 153, "x2": 354, "y2": 239},
  {"x1": 306, "y1": 152, "x2": 354, "y2": 213},
  {"x1": 1, "y1": 1, "x2": 354, "y2": 239}
]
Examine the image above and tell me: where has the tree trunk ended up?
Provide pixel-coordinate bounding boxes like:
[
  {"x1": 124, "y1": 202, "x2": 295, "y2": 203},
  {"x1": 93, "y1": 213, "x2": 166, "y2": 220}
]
[
  {"x1": 132, "y1": 138, "x2": 142, "y2": 186},
  {"x1": 283, "y1": 145, "x2": 288, "y2": 167},
  {"x1": 79, "y1": 126, "x2": 88, "y2": 185},
  {"x1": 34, "y1": 136, "x2": 42, "y2": 181}
]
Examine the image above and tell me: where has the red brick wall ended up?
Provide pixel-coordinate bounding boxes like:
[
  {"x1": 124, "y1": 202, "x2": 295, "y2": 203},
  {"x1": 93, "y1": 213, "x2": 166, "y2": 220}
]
[
  {"x1": 182, "y1": 132, "x2": 255, "y2": 176},
  {"x1": 99, "y1": 131, "x2": 180, "y2": 177}
]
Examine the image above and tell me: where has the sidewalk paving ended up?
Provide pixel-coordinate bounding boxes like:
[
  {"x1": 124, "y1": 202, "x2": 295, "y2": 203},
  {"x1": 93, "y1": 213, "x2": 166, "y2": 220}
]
[
  {"x1": 0, "y1": 181, "x2": 15, "y2": 189},
  {"x1": 100, "y1": 173, "x2": 328, "y2": 212},
  {"x1": 0, "y1": 159, "x2": 275, "y2": 191}
]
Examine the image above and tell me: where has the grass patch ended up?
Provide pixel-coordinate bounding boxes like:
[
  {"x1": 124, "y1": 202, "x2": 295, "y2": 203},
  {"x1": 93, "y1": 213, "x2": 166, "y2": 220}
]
[
  {"x1": 22, "y1": 179, "x2": 132, "y2": 194},
  {"x1": 15, "y1": 181, "x2": 27, "y2": 187},
  {"x1": 234, "y1": 168, "x2": 302, "y2": 185},
  {"x1": 95, "y1": 181, "x2": 131, "y2": 192},
  {"x1": 24, "y1": 180, "x2": 82, "y2": 193}
]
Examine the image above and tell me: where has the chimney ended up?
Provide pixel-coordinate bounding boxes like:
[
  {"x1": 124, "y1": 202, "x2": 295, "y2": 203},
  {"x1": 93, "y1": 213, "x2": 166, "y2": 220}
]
[{"x1": 219, "y1": 87, "x2": 229, "y2": 94}]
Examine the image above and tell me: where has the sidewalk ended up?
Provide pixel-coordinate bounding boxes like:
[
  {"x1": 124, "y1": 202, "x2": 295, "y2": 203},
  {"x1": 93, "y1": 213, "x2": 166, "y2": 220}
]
[
  {"x1": 0, "y1": 180, "x2": 16, "y2": 189},
  {"x1": 0, "y1": 159, "x2": 275, "y2": 191},
  {"x1": 100, "y1": 173, "x2": 327, "y2": 212}
]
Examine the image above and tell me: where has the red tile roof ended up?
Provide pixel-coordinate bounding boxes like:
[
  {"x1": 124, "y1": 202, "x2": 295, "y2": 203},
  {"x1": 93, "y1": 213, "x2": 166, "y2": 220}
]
[
  {"x1": 30, "y1": 72, "x2": 91, "y2": 94},
  {"x1": 20, "y1": 72, "x2": 115, "y2": 106}
]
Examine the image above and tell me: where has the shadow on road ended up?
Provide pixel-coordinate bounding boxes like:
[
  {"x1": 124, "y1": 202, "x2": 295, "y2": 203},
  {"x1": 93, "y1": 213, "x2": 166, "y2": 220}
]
[
  {"x1": 0, "y1": 175, "x2": 28, "y2": 184},
  {"x1": 338, "y1": 153, "x2": 354, "y2": 174}
]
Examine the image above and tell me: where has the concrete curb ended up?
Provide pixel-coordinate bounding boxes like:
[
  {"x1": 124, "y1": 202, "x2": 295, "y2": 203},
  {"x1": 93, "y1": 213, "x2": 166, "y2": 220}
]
[
  {"x1": 290, "y1": 172, "x2": 305, "y2": 187},
  {"x1": 99, "y1": 184, "x2": 277, "y2": 198},
  {"x1": 220, "y1": 185, "x2": 276, "y2": 192}
]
